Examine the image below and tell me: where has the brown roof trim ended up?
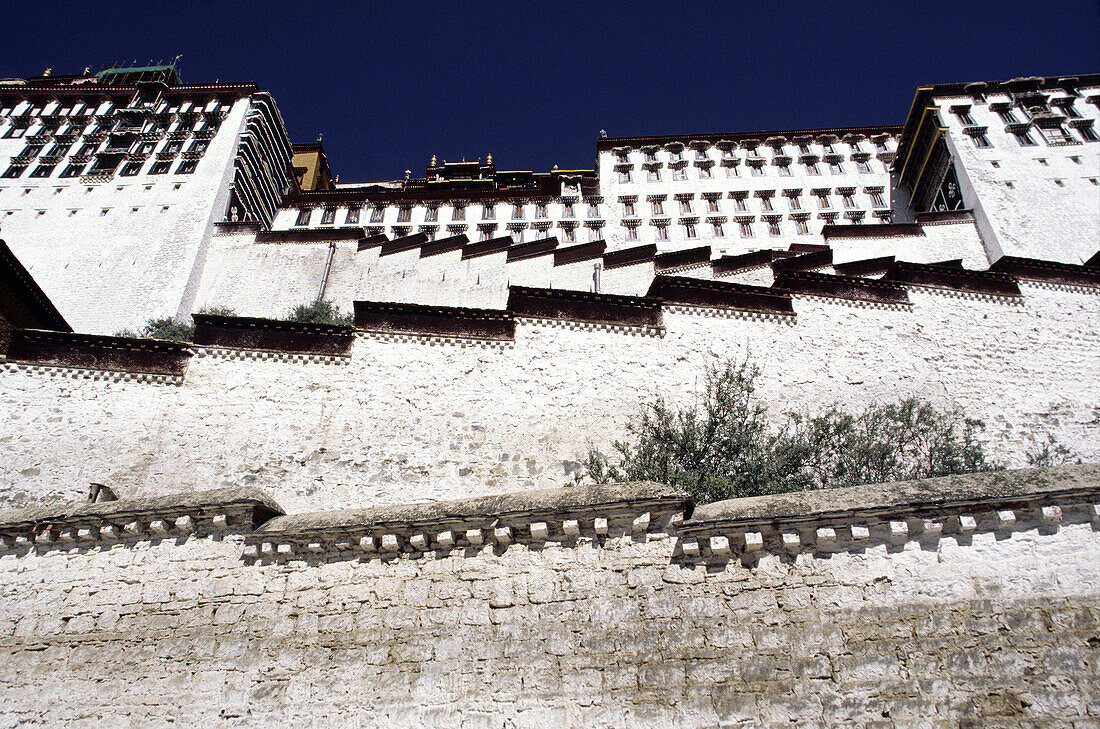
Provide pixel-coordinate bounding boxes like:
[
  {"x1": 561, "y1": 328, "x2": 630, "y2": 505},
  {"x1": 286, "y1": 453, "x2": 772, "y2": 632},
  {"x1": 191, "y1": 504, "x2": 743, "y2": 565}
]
[
  {"x1": 833, "y1": 256, "x2": 896, "y2": 277},
  {"x1": 420, "y1": 233, "x2": 469, "y2": 258},
  {"x1": 0, "y1": 82, "x2": 258, "y2": 102},
  {"x1": 357, "y1": 234, "x2": 389, "y2": 251},
  {"x1": 989, "y1": 256, "x2": 1100, "y2": 287},
  {"x1": 884, "y1": 262, "x2": 1022, "y2": 297},
  {"x1": 379, "y1": 232, "x2": 429, "y2": 257},
  {"x1": 255, "y1": 227, "x2": 364, "y2": 244},
  {"x1": 603, "y1": 244, "x2": 656, "y2": 270},
  {"x1": 787, "y1": 243, "x2": 830, "y2": 254},
  {"x1": 915, "y1": 210, "x2": 975, "y2": 225},
  {"x1": 7, "y1": 329, "x2": 192, "y2": 376},
  {"x1": 462, "y1": 235, "x2": 514, "y2": 260},
  {"x1": 507, "y1": 237, "x2": 559, "y2": 263},
  {"x1": 647, "y1": 276, "x2": 795, "y2": 316},
  {"x1": 354, "y1": 301, "x2": 514, "y2": 340},
  {"x1": 508, "y1": 286, "x2": 662, "y2": 328},
  {"x1": 711, "y1": 249, "x2": 775, "y2": 274},
  {"x1": 597, "y1": 124, "x2": 903, "y2": 151},
  {"x1": 554, "y1": 240, "x2": 606, "y2": 266},
  {"x1": 822, "y1": 223, "x2": 925, "y2": 239},
  {"x1": 1085, "y1": 251, "x2": 1100, "y2": 269},
  {"x1": 0, "y1": 240, "x2": 70, "y2": 338},
  {"x1": 770, "y1": 249, "x2": 833, "y2": 273},
  {"x1": 192, "y1": 315, "x2": 355, "y2": 356},
  {"x1": 773, "y1": 270, "x2": 910, "y2": 305},
  {"x1": 929, "y1": 259, "x2": 964, "y2": 268},
  {"x1": 654, "y1": 246, "x2": 712, "y2": 272}
]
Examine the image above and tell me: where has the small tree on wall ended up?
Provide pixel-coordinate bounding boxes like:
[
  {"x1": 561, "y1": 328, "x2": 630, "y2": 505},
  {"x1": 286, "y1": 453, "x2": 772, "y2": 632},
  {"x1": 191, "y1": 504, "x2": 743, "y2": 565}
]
[
  {"x1": 581, "y1": 358, "x2": 1026, "y2": 504},
  {"x1": 116, "y1": 306, "x2": 236, "y2": 342},
  {"x1": 287, "y1": 301, "x2": 354, "y2": 326}
]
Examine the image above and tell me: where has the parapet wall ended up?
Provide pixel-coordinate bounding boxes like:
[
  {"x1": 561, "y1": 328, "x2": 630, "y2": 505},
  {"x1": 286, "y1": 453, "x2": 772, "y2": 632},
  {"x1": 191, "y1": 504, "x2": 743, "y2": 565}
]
[
  {"x1": 0, "y1": 466, "x2": 1097, "y2": 727},
  {"x1": 2, "y1": 263, "x2": 1099, "y2": 513}
]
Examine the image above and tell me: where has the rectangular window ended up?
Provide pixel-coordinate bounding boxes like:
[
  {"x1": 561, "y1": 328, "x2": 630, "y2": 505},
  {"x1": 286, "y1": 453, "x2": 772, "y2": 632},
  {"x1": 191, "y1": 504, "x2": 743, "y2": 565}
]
[
  {"x1": 651, "y1": 200, "x2": 664, "y2": 215},
  {"x1": 3, "y1": 126, "x2": 26, "y2": 139},
  {"x1": 295, "y1": 208, "x2": 311, "y2": 226},
  {"x1": 699, "y1": 166, "x2": 712, "y2": 179},
  {"x1": 684, "y1": 222, "x2": 697, "y2": 238},
  {"x1": 768, "y1": 220, "x2": 781, "y2": 236},
  {"x1": 563, "y1": 227, "x2": 576, "y2": 243},
  {"x1": 1013, "y1": 129, "x2": 1037, "y2": 146},
  {"x1": 671, "y1": 149, "x2": 683, "y2": 161},
  {"x1": 997, "y1": 108, "x2": 1019, "y2": 123},
  {"x1": 673, "y1": 167, "x2": 687, "y2": 181},
  {"x1": 778, "y1": 164, "x2": 791, "y2": 176},
  {"x1": 562, "y1": 201, "x2": 574, "y2": 217},
  {"x1": 626, "y1": 225, "x2": 638, "y2": 241},
  {"x1": 482, "y1": 204, "x2": 495, "y2": 220},
  {"x1": 119, "y1": 161, "x2": 143, "y2": 176},
  {"x1": 954, "y1": 108, "x2": 975, "y2": 125},
  {"x1": 480, "y1": 229, "x2": 492, "y2": 241},
  {"x1": 3, "y1": 165, "x2": 26, "y2": 178},
  {"x1": 1061, "y1": 103, "x2": 1081, "y2": 118},
  {"x1": 149, "y1": 160, "x2": 171, "y2": 174},
  {"x1": 623, "y1": 201, "x2": 635, "y2": 217},
  {"x1": 712, "y1": 221, "x2": 724, "y2": 237},
  {"x1": 857, "y1": 159, "x2": 873, "y2": 172},
  {"x1": 536, "y1": 202, "x2": 548, "y2": 218},
  {"x1": 842, "y1": 194, "x2": 856, "y2": 209},
  {"x1": 874, "y1": 139, "x2": 888, "y2": 152},
  {"x1": 513, "y1": 203, "x2": 525, "y2": 219},
  {"x1": 397, "y1": 206, "x2": 411, "y2": 222},
  {"x1": 806, "y1": 161, "x2": 820, "y2": 175},
  {"x1": 706, "y1": 198, "x2": 719, "y2": 213},
  {"x1": 655, "y1": 225, "x2": 669, "y2": 241},
  {"x1": 971, "y1": 134, "x2": 991, "y2": 148},
  {"x1": 616, "y1": 151, "x2": 628, "y2": 163},
  {"x1": 750, "y1": 164, "x2": 764, "y2": 176},
  {"x1": 321, "y1": 208, "x2": 336, "y2": 225},
  {"x1": 644, "y1": 150, "x2": 657, "y2": 163},
  {"x1": 695, "y1": 148, "x2": 708, "y2": 160},
  {"x1": 587, "y1": 202, "x2": 599, "y2": 217},
  {"x1": 618, "y1": 169, "x2": 632, "y2": 183},
  {"x1": 817, "y1": 193, "x2": 830, "y2": 209},
  {"x1": 733, "y1": 197, "x2": 747, "y2": 212},
  {"x1": 739, "y1": 221, "x2": 754, "y2": 238},
  {"x1": 371, "y1": 206, "x2": 385, "y2": 223},
  {"x1": 646, "y1": 168, "x2": 660, "y2": 182},
  {"x1": 870, "y1": 191, "x2": 886, "y2": 207},
  {"x1": 796, "y1": 219, "x2": 810, "y2": 235},
  {"x1": 29, "y1": 164, "x2": 55, "y2": 178},
  {"x1": 1078, "y1": 124, "x2": 1099, "y2": 142},
  {"x1": 788, "y1": 195, "x2": 802, "y2": 211},
  {"x1": 725, "y1": 164, "x2": 739, "y2": 178},
  {"x1": 760, "y1": 197, "x2": 773, "y2": 211},
  {"x1": 829, "y1": 162, "x2": 844, "y2": 174},
  {"x1": 346, "y1": 207, "x2": 361, "y2": 224},
  {"x1": 176, "y1": 159, "x2": 197, "y2": 174},
  {"x1": 679, "y1": 199, "x2": 692, "y2": 214}
]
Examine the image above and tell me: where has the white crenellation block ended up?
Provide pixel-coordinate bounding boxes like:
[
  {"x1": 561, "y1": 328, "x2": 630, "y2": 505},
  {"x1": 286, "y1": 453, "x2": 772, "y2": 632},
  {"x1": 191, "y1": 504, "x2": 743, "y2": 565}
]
[
  {"x1": 465, "y1": 529, "x2": 484, "y2": 546},
  {"x1": 409, "y1": 534, "x2": 429, "y2": 550},
  {"x1": 922, "y1": 520, "x2": 943, "y2": 538},
  {"x1": 1040, "y1": 505, "x2": 1063, "y2": 523},
  {"x1": 243, "y1": 544, "x2": 259, "y2": 558},
  {"x1": 493, "y1": 526, "x2": 513, "y2": 545},
  {"x1": 850, "y1": 525, "x2": 870, "y2": 541},
  {"x1": 276, "y1": 542, "x2": 293, "y2": 556},
  {"x1": 709, "y1": 535, "x2": 731, "y2": 557},
  {"x1": 562, "y1": 519, "x2": 580, "y2": 537},
  {"x1": 124, "y1": 521, "x2": 143, "y2": 536},
  {"x1": 888, "y1": 521, "x2": 908, "y2": 541},
  {"x1": 632, "y1": 512, "x2": 650, "y2": 533},
  {"x1": 360, "y1": 535, "x2": 376, "y2": 552},
  {"x1": 99, "y1": 525, "x2": 119, "y2": 541},
  {"x1": 1090, "y1": 504, "x2": 1100, "y2": 521},
  {"x1": 996, "y1": 510, "x2": 1017, "y2": 529},
  {"x1": 211, "y1": 514, "x2": 229, "y2": 530},
  {"x1": 34, "y1": 529, "x2": 53, "y2": 546},
  {"x1": 77, "y1": 526, "x2": 97, "y2": 541},
  {"x1": 175, "y1": 515, "x2": 195, "y2": 533},
  {"x1": 148, "y1": 520, "x2": 169, "y2": 535},
  {"x1": 15, "y1": 535, "x2": 32, "y2": 548},
  {"x1": 260, "y1": 542, "x2": 275, "y2": 556},
  {"x1": 307, "y1": 541, "x2": 324, "y2": 553},
  {"x1": 781, "y1": 532, "x2": 800, "y2": 551},
  {"x1": 381, "y1": 534, "x2": 400, "y2": 552},
  {"x1": 436, "y1": 530, "x2": 455, "y2": 548},
  {"x1": 529, "y1": 522, "x2": 549, "y2": 541},
  {"x1": 594, "y1": 517, "x2": 609, "y2": 535},
  {"x1": 335, "y1": 539, "x2": 352, "y2": 551},
  {"x1": 957, "y1": 515, "x2": 977, "y2": 532},
  {"x1": 743, "y1": 532, "x2": 763, "y2": 552},
  {"x1": 815, "y1": 527, "x2": 836, "y2": 545},
  {"x1": 58, "y1": 528, "x2": 77, "y2": 543},
  {"x1": 681, "y1": 538, "x2": 700, "y2": 557}
]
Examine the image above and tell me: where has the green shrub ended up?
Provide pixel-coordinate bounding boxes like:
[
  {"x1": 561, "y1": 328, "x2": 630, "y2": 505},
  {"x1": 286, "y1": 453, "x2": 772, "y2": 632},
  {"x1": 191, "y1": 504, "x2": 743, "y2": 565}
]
[
  {"x1": 115, "y1": 306, "x2": 237, "y2": 342},
  {"x1": 582, "y1": 358, "x2": 1013, "y2": 503},
  {"x1": 287, "y1": 300, "x2": 353, "y2": 326}
]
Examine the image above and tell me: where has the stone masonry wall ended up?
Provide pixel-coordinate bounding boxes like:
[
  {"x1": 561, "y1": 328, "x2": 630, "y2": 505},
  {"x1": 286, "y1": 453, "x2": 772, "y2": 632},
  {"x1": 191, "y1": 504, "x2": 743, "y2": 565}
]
[
  {"x1": 2, "y1": 278, "x2": 1098, "y2": 514},
  {"x1": 0, "y1": 467, "x2": 1097, "y2": 728}
]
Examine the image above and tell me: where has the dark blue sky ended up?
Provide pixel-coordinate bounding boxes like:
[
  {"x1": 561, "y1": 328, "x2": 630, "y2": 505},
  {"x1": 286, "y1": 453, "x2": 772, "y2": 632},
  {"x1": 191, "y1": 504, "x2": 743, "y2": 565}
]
[{"x1": 4, "y1": 1, "x2": 1097, "y2": 182}]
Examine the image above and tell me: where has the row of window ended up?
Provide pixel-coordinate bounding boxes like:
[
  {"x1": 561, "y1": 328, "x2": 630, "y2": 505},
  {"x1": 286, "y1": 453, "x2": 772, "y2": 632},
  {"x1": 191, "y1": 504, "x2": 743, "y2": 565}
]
[
  {"x1": 3, "y1": 157, "x2": 199, "y2": 179},
  {"x1": 616, "y1": 157, "x2": 883, "y2": 183},
  {"x1": 622, "y1": 214, "x2": 877, "y2": 241},
  {"x1": 620, "y1": 190, "x2": 886, "y2": 216},
  {"x1": 293, "y1": 199, "x2": 605, "y2": 227},
  {"x1": 0, "y1": 98, "x2": 228, "y2": 119},
  {"x1": 952, "y1": 99, "x2": 1088, "y2": 126},
  {"x1": 613, "y1": 138, "x2": 891, "y2": 165},
  {"x1": 967, "y1": 122, "x2": 1097, "y2": 148}
]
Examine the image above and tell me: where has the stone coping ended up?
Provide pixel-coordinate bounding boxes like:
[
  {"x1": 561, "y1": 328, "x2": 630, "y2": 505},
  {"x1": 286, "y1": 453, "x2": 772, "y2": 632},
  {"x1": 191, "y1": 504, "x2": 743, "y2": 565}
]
[
  {"x1": 822, "y1": 223, "x2": 925, "y2": 239},
  {"x1": 681, "y1": 465, "x2": 1099, "y2": 534},
  {"x1": 770, "y1": 249, "x2": 833, "y2": 273},
  {"x1": 6, "y1": 329, "x2": 193, "y2": 376},
  {"x1": 0, "y1": 487, "x2": 284, "y2": 550},
  {"x1": 506, "y1": 236, "x2": 559, "y2": 262},
  {"x1": 553, "y1": 240, "x2": 606, "y2": 266},
  {"x1": 379, "y1": 232, "x2": 429, "y2": 256},
  {"x1": 833, "y1": 255, "x2": 896, "y2": 276},
  {"x1": 654, "y1": 246, "x2": 712, "y2": 272},
  {"x1": 772, "y1": 270, "x2": 910, "y2": 305},
  {"x1": 258, "y1": 482, "x2": 691, "y2": 536},
  {"x1": 255, "y1": 227, "x2": 365, "y2": 244},
  {"x1": 508, "y1": 285, "x2": 663, "y2": 328},
  {"x1": 462, "y1": 235, "x2": 513, "y2": 260},
  {"x1": 884, "y1": 261, "x2": 1022, "y2": 297},
  {"x1": 419, "y1": 233, "x2": 469, "y2": 258},
  {"x1": 990, "y1": 255, "x2": 1100, "y2": 288},
  {"x1": 603, "y1": 243, "x2": 656, "y2": 270},
  {"x1": 357, "y1": 233, "x2": 390, "y2": 251},
  {"x1": 192, "y1": 314, "x2": 355, "y2": 356},
  {"x1": 353, "y1": 300, "x2": 515, "y2": 340},
  {"x1": 648, "y1": 275, "x2": 795, "y2": 315}
]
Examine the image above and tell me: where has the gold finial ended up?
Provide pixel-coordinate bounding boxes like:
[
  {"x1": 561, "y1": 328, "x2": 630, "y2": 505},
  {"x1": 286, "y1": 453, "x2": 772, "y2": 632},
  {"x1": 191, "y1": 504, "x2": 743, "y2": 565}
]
[
  {"x1": 486, "y1": 153, "x2": 493, "y2": 164},
  {"x1": 430, "y1": 155, "x2": 437, "y2": 165}
]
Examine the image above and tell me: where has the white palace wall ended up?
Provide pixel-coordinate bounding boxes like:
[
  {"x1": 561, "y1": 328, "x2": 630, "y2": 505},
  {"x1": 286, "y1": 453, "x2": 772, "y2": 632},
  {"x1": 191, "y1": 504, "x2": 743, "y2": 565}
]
[{"x1": 2, "y1": 278, "x2": 1097, "y2": 515}]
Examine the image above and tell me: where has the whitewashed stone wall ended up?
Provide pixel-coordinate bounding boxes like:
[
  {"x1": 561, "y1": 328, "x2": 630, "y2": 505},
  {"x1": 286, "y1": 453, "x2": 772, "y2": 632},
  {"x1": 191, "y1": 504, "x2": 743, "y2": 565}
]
[
  {"x1": 2, "y1": 280, "x2": 1097, "y2": 514},
  {"x1": 0, "y1": 469, "x2": 1096, "y2": 728}
]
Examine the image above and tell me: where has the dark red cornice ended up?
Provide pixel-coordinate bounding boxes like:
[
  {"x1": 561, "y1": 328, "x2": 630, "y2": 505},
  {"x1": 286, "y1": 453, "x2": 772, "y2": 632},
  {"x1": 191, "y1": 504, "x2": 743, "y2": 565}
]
[{"x1": 597, "y1": 124, "x2": 904, "y2": 151}]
